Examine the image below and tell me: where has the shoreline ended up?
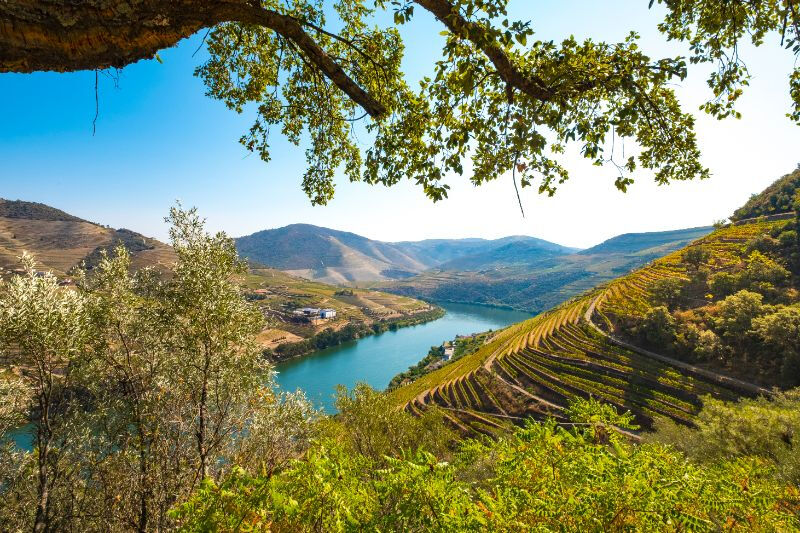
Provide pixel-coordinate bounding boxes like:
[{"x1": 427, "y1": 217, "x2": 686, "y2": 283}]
[{"x1": 265, "y1": 306, "x2": 446, "y2": 364}]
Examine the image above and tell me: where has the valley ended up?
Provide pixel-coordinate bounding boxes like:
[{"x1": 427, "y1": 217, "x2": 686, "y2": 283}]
[
  {"x1": 0, "y1": 199, "x2": 440, "y2": 357},
  {"x1": 390, "y1": 177, "x2": 799, "y2": 436}
]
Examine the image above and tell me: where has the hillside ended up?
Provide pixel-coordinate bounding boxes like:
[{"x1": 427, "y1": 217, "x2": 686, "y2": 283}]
[
  {"x1": 240, "y1": 267, "x2": 440, "y2": 355},
  {"x1": 0, "y1": 199, "x2": 175, "y2": 275},
  {"x1": 381, "y1": 226, "x2": 713, "y2": 313},
  {"x1": 391, "y1": 188, "x2": 799, "y2": 436},
  {"x1": 732, "y1": 167, "x2": 800, "y2": 221},
  {"x1": 235, "y1": 224, "x2": 574, "y2": 284}
]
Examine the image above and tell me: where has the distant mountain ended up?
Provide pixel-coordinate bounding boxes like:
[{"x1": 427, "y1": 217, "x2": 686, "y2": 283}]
[
  {"x1": 235, "y1": 224, "x2": 429, "y2": 284},
  {"x1": 438, "y1": 238, "x2": 580, "y2": 271},
  {"x1": 234, "y1": 224, "x2": 575, "y2": 284},
  {"x1": 579, "y1": 227, "x2": 713, "y2": 256},
  {"x1": 0, "y1": 199, "x2": 174, "y2": 275},
  {"x1": 381, "y1": 226, "x2": 714, "y2": 313}
]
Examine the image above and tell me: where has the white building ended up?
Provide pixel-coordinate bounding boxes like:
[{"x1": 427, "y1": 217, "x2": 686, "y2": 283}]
[
  {"x1": 320, "y1": 309, "x2": 337, "y2": 319},
  {"x1": 443, "y1": 344, "x2": 455, "y2": 360}
]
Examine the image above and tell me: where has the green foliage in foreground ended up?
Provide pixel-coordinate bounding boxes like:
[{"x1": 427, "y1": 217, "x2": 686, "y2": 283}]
[
  {"x1": 651, "y1": 390, "x2": 800, "y2": 487},
  {"x1": 174, "y1": 396, "x2": 798, "y2": 532}
]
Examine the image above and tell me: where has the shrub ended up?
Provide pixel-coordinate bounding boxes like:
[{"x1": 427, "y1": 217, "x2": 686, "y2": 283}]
[{"x1": 635, "y1": 306, "x2": 677, "y2": 348}]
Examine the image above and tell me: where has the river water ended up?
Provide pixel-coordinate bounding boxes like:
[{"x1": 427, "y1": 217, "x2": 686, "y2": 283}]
[{"x1": 274, "y1": 302, "x2": 532, "y2": 413}]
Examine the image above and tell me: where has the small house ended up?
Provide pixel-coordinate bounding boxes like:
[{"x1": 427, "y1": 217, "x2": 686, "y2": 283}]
[
  {"x1": 442, "y1": 342, "x2": 455, "y2": 360},
  {"x1": 320, "y1": 309, "x2": 336, "y2": 319}
]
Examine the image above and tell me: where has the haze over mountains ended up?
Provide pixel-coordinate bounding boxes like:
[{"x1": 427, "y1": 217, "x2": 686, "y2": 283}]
[
  {"x1": 235, "y1": 224, "x2": 577, "y2": 285},
  {"x1": 1, "y1": 196, "x2": 714, "y2": 315}
]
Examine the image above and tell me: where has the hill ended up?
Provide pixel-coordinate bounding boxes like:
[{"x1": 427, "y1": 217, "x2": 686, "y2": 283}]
[
  {"x1": 391, "y1": 174, "x2": 800, "y2": 436},
  {"x1": 235, "y1": 224, "x2": 574, "y2": 284},
  {"x1": 0, "y1": 199, "x2": 175, "y2": 275},
  {"x1": 381, "y1": 226, "x2": 713, "y2": 313},
  {"x1": 578, "y1": 226, "x2": 711, "y2": 255},
  {"x1": 239, "y1": 266, "x2": 440, "y2": 357},
  {"x1": 732, "y1": 166, "x2": 800, "y2": 221},
  {"x1": 0, "y1": 200, "x2": 439, "y2": 356}
]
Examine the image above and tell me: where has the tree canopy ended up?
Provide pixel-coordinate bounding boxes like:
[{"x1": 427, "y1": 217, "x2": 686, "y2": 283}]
[{"x1": 2, "y1": 0, "x2": 799, "y2": 203}]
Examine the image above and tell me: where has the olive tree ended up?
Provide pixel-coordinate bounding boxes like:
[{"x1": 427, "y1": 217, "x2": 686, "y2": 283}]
[
  {"x1": 0, "y1": 254, "x2": 94, "y2": 533},
  {"x1": 0, "y1": 209, "x2": 319, "y2": 532}
]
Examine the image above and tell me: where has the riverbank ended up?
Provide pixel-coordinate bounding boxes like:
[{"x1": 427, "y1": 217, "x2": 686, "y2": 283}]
[
  {"x1": 273, "y1": 302, "x2": 533, "y2": 412},
  {"x1": 386, "y1": 330, "x2": 494, "y2": 391},
  {"x1": 265, "y1": 307, "x2": 445, "y2": 363}
]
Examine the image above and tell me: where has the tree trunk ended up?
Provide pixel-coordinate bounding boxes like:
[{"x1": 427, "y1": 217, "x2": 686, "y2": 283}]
[
  {"x1": 0, "y1": 0, "x2": 387, "y2": 117},
  {"x1": 33, "y1": 382, "x2": 52, "y2": 533}
]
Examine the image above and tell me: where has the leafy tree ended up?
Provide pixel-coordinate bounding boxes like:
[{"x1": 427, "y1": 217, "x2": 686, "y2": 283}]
[
  {"x1": 3, "y1": 1, "x2": 799, "y2": 203},
  {"x1": 693, "y1": 328, "x2": 725, "y2": 362},
  {"x1": 635, "y1": 305, "x2": 677, "y2": 347},
  {"x1": 709, "y1": 271, "x2": 738, "y2": 299},
  {"x1": 0, "y1": 254, "x2": 94, "y2": 533},
  {"x1": 682, "y1": 246, "x2": 711, "y2": 270},
  {"x1": 650, "y1": 277, "x2": 685, "y2": 309},
  {"x1": 751, "y1": 305, "x2": 800, "y2": 386},
  {"x1": 651, "y1": 390, "x2": 800, "y2": 486},
  {"x1": 713, "y1": 289, "x2": 768, "y2": 342},
  {"x1": 0, "y1": 209, "x2": 319, "y2": 531},
  {"x1": 741, "y1": 251, "x2": 790, "y2": 287},
  {"x1": 328, "y1": 383, "x2": 453, "y2": 462}
]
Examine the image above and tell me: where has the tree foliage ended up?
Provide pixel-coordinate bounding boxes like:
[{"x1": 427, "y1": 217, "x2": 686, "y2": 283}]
[
  {"x1": 175, "y1": 397, "x2": 798, "y2": 532},
  {"x1": 0, "y1": 208, "x2": 318, "y2": 532}
]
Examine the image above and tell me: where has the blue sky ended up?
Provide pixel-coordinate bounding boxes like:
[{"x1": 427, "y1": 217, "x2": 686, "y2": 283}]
[{"x1": 1, "y1": 1, "x2": 799, "y2": 248}]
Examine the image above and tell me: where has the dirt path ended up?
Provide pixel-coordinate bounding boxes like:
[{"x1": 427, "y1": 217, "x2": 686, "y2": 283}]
[{"x1": 584, "y1": 294, "x2": 772, "y2": 397}]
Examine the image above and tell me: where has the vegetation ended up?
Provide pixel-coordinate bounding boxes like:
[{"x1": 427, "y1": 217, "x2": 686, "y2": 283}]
[
  {"x1": 175, "y1": 394, "x2": 799, "y2": 532},
  {"x1": 732, "y1": 167, "x2": 800, "y2": 221},
  {"x1": 387, "y1": 331, "x2": 493, "y2": 391},
  {"x1": 0, "y1": 207, "x2": 318, "y2": 531},
  {"x1": 616, "y1": 216, "x2": 800, "y2": 387},
  {"x1": 8, "y1": 1, "x2": 800, "y2": 204},
  {"x1": 2, "y1": 198, "x2": 800, "y2": 530},
  {"x1": 267, "y1": 307, "x2": 444, "y2": 361},
  {"x1": 0, "y1": 198, "x2": 85, "y2": 222},
  {"x1": 390, "y1": 176, "x2": 800, "y2": 437}
]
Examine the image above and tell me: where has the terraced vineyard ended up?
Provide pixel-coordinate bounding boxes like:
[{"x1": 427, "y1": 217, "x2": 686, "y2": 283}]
[{"x1": 392, "y1": 220, "x2": 781, "y2": 436}]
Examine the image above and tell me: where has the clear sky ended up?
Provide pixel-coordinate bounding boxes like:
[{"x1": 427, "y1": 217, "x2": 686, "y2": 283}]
[{"x1": 1, "y1": 1, "x2": 798, "y2": 249}]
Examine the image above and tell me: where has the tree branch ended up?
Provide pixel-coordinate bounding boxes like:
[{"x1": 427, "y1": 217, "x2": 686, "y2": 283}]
[{"x1": 413, "y1": 0, "x2": 554, "y2": 101}]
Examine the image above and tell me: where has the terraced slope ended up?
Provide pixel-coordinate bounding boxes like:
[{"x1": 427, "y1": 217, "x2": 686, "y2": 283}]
[{"x1": 392, "y1": 220, "x2": 781, "y2": 436}]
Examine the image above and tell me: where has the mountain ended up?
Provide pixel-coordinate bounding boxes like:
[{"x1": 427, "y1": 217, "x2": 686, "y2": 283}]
[
  {"x1": 578, "y1": 226, "x2": 712, "y2": 255},
  {"x1": 234, "y1": 224, "x2": 575, "y2": 284},
  {"x1": 0, "y1": 199, "x2": 175, "y2": 275},
  {"x1": 391, "y1": 170, "x2": 800, "y2": 436},
  {"x1": 0, "y1": 200, "x2": 439, "y2": 353},
  {"x1": 381, "y1": 226, "x2": 714, "y2": 313}
]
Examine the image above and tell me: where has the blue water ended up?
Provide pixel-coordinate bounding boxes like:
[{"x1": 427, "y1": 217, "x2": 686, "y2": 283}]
[{"x1": 274, "y1": 302, "x2": 532, "y2": 413}]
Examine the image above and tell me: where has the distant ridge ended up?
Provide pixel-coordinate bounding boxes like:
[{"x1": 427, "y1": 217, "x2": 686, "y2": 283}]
[
  {"x1": 235, "y1": 224, "x2": 575, "y2": 284},
  {"x1": 0, "y1": 198, "x2": 86, "y2": 223},
  {"x1": 579, "y1": 226, "x2": 713, "y2": 256}
]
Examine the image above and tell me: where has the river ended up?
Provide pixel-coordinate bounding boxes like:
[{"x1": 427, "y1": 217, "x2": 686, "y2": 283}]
[{"x1": 274, "y1": 302, "x2": 532, "y2": 413}]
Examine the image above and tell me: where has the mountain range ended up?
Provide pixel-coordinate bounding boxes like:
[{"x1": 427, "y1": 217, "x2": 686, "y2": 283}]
[
  {"x1": 235, "y1": 222, "x2": 713, "y2": 312},
  {"x1": 234, "y1": 224, "x2": 577, "y2": 284}
]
